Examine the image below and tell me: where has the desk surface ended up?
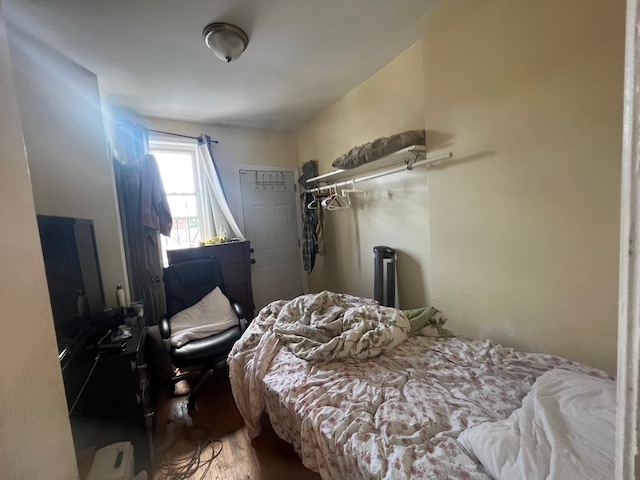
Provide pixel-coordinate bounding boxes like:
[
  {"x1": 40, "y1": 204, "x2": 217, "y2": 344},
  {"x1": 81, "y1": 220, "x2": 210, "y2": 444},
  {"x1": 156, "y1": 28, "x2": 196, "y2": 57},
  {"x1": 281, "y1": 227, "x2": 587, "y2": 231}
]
[{"x1": 60, "y1": 311, "x2": 143, "y2": 371}]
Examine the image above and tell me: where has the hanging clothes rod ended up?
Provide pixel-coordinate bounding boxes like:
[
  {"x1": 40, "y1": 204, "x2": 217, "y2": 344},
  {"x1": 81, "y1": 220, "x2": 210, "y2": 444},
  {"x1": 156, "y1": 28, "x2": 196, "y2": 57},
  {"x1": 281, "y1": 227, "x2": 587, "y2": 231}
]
[
  {"x1": 307, "y1": 151, "x2": 453, "y2": 193},
  {"x1": 146, "y1": 128, "x2": 219, "y2": 144}
]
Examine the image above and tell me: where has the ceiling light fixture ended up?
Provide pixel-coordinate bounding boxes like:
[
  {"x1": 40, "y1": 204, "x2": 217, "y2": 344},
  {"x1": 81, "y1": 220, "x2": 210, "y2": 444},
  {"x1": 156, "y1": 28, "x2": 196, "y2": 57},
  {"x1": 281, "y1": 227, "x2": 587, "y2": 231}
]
[{"x1": 202, "y1": 22, "x2": 249, "y2": 63}]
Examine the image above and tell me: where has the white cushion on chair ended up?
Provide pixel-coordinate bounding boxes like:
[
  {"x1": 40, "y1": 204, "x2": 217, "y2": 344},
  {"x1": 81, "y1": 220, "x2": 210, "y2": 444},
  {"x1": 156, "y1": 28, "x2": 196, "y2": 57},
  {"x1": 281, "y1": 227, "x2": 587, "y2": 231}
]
[{"x1": 170, "y1": 287, "x2": 239, "y2": 348}]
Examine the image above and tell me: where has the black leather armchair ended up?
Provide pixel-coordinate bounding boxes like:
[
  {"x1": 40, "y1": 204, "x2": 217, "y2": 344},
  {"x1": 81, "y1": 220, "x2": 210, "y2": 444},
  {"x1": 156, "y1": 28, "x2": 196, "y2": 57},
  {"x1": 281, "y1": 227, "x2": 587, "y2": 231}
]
[{"x1": 159, "y1": 257, "x2": 245, "y2": 410}]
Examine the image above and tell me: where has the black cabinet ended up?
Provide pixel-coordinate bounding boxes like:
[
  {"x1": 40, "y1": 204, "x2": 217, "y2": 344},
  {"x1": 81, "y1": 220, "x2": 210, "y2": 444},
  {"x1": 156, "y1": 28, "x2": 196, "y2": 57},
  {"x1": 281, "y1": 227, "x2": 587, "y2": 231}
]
[{"x1": 62, "y1": 318, "x2": 153, "y2": 472}]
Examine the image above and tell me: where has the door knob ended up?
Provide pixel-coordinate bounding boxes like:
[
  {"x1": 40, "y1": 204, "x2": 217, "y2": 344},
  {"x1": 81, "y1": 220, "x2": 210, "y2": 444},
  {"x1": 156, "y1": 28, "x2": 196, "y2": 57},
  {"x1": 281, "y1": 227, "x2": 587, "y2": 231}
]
[
  {"x1": 150, "y1": 275, "x2": 161, "y2": 283},
  {"x1": 250, "y1": 258, "x2": 256, "y2": 264}
]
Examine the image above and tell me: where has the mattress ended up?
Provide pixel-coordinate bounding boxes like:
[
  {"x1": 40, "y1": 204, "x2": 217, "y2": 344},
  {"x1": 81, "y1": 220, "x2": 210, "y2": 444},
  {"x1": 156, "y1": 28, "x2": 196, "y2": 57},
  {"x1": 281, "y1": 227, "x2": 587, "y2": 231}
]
[{"x1": 228, "y1": 294, "x2": 611, "y2": 479}]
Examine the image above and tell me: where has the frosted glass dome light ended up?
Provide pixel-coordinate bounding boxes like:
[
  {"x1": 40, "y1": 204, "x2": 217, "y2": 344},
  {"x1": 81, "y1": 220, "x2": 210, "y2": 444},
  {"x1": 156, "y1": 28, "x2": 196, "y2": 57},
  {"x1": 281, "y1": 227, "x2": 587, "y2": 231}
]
[{"x1": 203, "y1": 22, "x2": 249, "y2": 63}]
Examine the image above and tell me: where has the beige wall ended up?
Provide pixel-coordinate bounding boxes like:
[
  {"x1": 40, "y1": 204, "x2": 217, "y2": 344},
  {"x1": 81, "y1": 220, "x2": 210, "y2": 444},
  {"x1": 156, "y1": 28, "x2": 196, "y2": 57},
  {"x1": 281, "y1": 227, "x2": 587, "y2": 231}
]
[
  {"x1": 297, "y1": 41, "x2": 432, "y2": 306},
  {"x1": 7, "y1": 26, "x2": 128, "y2": 309},
  {"x1": 422, "y1": 0, "x2": 624, "y2": 373},
  {"x1": 142, "y1": 117, "x2": 300, "y2": 236},
  {"x1": 0, "y1": 3, "x2": 78, "y2": 478},
  {"x1": 297, "y1": 2, "x2": 623, "y2": 374}
]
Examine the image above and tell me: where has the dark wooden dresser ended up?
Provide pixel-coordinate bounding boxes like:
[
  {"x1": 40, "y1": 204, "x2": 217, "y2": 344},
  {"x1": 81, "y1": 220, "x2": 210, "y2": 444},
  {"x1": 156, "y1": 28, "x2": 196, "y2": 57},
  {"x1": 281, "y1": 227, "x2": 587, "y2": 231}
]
[
  {"x1": 166, "y1": 240, "x2": 255, "y2": 319},
  {"x1": 62, "y1": 316, "x2": 153, "y2": 474}
]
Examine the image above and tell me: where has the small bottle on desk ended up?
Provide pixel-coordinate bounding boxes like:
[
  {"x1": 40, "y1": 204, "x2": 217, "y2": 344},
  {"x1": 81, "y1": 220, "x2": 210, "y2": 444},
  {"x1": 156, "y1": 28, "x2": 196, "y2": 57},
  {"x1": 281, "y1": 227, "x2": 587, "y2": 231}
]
[{"x1": 116, "y1": 284, "x2": 126, "y2": 313}]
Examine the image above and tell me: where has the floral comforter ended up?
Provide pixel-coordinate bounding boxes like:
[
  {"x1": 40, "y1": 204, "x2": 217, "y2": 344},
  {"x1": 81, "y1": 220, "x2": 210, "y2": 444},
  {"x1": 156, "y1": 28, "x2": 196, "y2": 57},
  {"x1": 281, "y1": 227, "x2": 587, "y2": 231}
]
[{"x1": 228, "y1": 293, "x2": 610, "y2": 480}]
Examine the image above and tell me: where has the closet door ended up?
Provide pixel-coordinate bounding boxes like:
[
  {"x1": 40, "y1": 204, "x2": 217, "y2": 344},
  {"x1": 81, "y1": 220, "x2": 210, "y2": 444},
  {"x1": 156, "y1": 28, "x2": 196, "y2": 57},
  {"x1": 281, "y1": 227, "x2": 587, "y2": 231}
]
[
  {"x1": 114, "y1": 160, "x2": 166, "y2": 324},
  {"x1": 239, "y1": 169, "x2": 303, "y2": 310}
]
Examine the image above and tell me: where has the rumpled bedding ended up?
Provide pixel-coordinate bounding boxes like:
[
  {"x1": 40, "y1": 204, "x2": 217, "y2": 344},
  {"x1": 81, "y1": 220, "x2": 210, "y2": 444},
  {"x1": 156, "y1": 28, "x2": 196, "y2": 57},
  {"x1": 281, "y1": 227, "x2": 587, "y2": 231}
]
[
  {"x1": 272, "y1": 290, "x2": 410, "y2": 362},
  {"x1": 228, "y1": 293, "x2": 612, "y2": 479},
  {"x1": 457, "y1": 369, "x2": 616, "y2": 480}
]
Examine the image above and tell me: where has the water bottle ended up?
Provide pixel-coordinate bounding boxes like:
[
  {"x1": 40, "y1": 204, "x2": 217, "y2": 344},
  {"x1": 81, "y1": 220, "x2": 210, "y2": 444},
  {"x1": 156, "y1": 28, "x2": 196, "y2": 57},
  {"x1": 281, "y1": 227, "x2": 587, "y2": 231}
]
[
  {"x1": 116, "y1": 284, "x2": 126, "y2": 311},
  {"x1": 218, "y1": 225, "x2": 228, "y2": 241}
]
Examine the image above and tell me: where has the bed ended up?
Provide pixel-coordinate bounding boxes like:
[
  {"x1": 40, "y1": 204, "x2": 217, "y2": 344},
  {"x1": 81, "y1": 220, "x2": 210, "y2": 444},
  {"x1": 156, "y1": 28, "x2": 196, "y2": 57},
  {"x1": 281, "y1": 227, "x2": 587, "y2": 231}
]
[{"x1": 228, "y1": 291, "x2": 615, "y2": 479}]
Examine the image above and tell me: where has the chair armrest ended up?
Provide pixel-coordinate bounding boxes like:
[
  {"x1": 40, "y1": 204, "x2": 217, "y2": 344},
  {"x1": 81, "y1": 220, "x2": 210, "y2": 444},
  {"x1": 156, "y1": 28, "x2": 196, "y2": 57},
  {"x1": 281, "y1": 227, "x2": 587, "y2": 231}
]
[
  {"x1": 229, "y1": 299, "x2": 252, "y2": 331},
  {"x1": 230, "y1": 300, "x2": 245, "y2": 323},
  {"x1": 159, "y1": 315, "x2": 171, "y2": 339}
]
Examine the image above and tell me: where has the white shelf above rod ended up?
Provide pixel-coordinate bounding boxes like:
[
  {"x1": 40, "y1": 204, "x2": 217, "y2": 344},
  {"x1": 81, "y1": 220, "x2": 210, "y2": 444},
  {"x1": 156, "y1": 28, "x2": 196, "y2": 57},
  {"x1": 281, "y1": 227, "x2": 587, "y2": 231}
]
[
  {"x1": 307, "y1": 151, "x2": 453, "y2": 193},
  {"x1": 307, "y1": 145, "x2": 427, "y2": 185}
]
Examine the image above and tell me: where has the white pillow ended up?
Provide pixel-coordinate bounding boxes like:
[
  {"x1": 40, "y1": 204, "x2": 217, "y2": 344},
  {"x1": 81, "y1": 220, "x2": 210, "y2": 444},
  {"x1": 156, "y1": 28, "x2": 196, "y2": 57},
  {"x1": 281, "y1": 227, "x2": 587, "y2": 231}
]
[
  {"x1": 458, "y1": 368, "x2": 615, "y2": 480},
  {"x1": 170, "y1": 287, "x2": 239, "y2": 348}
]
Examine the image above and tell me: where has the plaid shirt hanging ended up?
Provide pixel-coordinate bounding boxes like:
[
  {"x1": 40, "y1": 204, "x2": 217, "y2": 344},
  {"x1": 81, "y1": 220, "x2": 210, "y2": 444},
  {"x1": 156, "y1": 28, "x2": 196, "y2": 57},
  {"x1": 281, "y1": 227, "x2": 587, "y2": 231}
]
[{"x1": 302, "y1": 191, "x2": 318, "y2": 273}]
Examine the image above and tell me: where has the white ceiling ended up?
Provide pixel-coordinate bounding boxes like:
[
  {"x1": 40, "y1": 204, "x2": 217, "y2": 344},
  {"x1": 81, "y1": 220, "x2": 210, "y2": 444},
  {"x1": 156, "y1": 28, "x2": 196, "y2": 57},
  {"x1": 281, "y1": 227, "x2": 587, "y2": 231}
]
[{"x1": 4, "y1": 0, "x2": 439, "y2": 131}]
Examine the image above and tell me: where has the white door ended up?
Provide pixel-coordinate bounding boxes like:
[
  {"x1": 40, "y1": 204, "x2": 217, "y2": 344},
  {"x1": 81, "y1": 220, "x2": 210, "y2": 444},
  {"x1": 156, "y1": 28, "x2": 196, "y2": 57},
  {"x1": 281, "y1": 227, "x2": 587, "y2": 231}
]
[{"x1": 239, "y1": 169, "x2": 303, "y2": 310}]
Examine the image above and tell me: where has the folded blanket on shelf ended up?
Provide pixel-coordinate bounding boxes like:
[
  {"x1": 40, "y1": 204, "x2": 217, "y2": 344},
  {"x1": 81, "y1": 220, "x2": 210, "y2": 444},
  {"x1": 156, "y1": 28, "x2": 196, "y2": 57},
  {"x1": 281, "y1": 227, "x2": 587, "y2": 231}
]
[{"x1": 332, "y1": 129, "x2": 426, "y2": 170}]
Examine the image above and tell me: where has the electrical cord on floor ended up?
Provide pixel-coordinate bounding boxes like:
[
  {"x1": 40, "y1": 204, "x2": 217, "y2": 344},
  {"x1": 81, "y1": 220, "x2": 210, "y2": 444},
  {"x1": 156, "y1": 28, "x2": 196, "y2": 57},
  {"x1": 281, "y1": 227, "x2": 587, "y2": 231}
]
[{"x1": 155, "y1": 425, "x2": 223, "y2": 480}]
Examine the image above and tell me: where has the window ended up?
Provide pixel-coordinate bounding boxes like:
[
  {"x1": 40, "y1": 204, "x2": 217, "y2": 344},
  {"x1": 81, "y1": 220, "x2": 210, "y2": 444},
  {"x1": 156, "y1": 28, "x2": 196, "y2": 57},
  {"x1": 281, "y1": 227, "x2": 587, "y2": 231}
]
[{"x1": 149, "y1": 136, "x2": 203, "y2": 265}]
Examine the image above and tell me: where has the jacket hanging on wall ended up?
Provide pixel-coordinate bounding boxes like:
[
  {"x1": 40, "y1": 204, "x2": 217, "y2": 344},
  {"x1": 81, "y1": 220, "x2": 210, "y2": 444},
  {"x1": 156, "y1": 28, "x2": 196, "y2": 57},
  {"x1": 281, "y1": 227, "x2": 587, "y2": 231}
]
[
  {"x1": 298, "y1": 159, "x2": 318, "y2": 188},
  {"x1": 139, "y1": 153, "x2": 172, "y2": 243},
  {"x1": 300, "y1": 160, "x2": 320, "y2": 273}
]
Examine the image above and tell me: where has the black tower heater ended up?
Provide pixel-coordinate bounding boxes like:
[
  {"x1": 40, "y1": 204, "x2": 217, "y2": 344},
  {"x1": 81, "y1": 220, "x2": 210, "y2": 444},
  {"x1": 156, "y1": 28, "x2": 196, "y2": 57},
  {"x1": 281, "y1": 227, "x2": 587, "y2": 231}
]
[{"x1": 373, "y1": 246, "x2": 397, "y2": 307}]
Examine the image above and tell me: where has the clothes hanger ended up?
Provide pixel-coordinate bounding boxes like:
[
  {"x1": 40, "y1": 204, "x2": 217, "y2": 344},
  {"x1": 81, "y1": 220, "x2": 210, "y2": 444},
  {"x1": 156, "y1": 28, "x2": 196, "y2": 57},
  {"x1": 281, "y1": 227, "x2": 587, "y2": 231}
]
[
  {"x1": 307, "y1": 196, "x2": 319, "y2": 209},
  {"x1": 322, "y1": 185, "x2": 349, "y2": 210},
  {"x1": 341, "y1": 180, "x2": 367, "y2": 205},
  {"x1": 307, "y1": 190, "x2": 330, "y2": 210},
  {"x1": 321, "y1": 185, "x2": 336, "y2": 209},
  {"x1": 320, "y1": 188, "x2": 334, "y2": 209}
]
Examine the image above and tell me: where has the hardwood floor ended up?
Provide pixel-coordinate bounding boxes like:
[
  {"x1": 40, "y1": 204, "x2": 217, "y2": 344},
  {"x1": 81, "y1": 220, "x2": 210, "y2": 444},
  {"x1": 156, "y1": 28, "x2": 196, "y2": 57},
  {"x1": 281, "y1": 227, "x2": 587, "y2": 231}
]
[{"x1": 150, "y1": 371, "x2": 321, "y2": 480}]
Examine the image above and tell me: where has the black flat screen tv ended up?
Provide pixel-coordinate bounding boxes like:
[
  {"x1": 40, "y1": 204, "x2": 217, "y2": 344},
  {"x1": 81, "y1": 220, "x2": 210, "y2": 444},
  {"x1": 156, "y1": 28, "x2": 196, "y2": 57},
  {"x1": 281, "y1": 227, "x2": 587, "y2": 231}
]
[{"x1": 36, "y1": 215, "x2": 106, "y2": 352}]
